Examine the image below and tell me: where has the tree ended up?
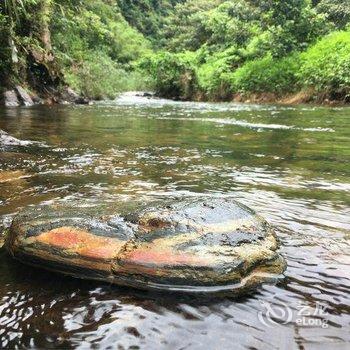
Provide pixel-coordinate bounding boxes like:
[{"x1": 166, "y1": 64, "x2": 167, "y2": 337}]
[
  {"x1": 117, "y1": 0, "x2": 184, "y2": 42},
  {"x1": 0, "y1": 0, "x2": 60, "y2": 89},
  {"x1": 162, "y1": 0, "x2": 222, "y2": 51},
  {"x1": 316, "y1": 0, "x2": 350, "y2": 29},
  {"x1": 255, "y1": 0, "x2": 328, "y2": 57}
]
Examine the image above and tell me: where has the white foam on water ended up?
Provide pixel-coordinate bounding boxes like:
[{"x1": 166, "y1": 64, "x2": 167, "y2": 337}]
[{"x1": 154, "y1": 116, "x2": 335, "y2": 132}]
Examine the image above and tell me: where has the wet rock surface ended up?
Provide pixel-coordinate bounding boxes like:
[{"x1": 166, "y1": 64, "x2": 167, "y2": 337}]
[
  {"x1": 5, "y1": 198, "x2": 286, "y2": 294},
  {"x1": 0, "y1": 130, "x2": 32, "y2": 147},
  {"x1": 2, "y1": 87, "x2": 34, "y2": 107},
  {"x1": 59, "y1": 87, "x2": 90, "y2": 105},
  {"x1": 1, "y1": 86, "x2": 89, "y2": 107},
  {"x1": 3, "y1": 90, "x2": 20, "y2": 107},
  {"x1": 15, "y1": 86, "x2": 34, "y2": 107}
]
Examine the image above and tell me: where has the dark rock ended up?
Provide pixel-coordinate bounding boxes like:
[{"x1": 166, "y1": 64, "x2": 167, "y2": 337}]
[
  {"x1": 60, "y1": 87, "x2": 90, "y2": 105},
  {"x1": 5, "y1": 198, "x2": 286, "y2": 295},
  {"x1": 0, "y1": 129, "x2": 33, "y2": 146},
  {"x1": 3, "y1": 90, "x2": 20, "y2": 107},
  {"x1": 60, "y1": 87, "x2": 79, "y2": 102},
  {"x1": 15, "y1": 86, "x2": 34, "y2": 106},
  {"x1": 75, "y1": 97, "x2": 90, "y2": 105},
  {"x1": 30, "y1": 93, "x2": 43, "y2": 105},
  {"x1": 135, "y1": 91, "x2": 155, "y2": 98}
]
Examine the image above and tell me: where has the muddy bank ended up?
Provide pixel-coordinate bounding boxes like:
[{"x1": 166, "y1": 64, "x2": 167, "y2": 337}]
[
  {"x1": 231, "y1": 90, "x2": 350, "y2": 106},
  {"x1": 156, "y1": 89, "x2": 350, "y2": 106}
]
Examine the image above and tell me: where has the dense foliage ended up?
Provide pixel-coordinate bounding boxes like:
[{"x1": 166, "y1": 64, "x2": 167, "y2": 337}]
[
  {"x1": 143, "y1": 0, "x2": 350, "y2": 102},
  {"x1": 52, "y1": 0, "x2": 152, "y2": 98},
  {"x1": 0, "y1": 0, "x2": 153, "y2": 98},
  {"x1": 316, "y1": 0, "x2": 350, "y2": 29},
  {"x1": 231, "y1": 54, "x2": 301, "y2": 95},
  {"x1": 300, "y1": 31, "x2": 350, "y2": 99},
  {"x1": 1, "y1": 0, "x2": 350, "y2": 102},
  {"x1": 117, "y1": 0, "x2": 184, "y2": 43},
  {"x1": 140, "y1": 51, "x2": 198, "y2": 99},
  {"x1": 0, "y1": 0, "x2": 59, "y2": 91}
]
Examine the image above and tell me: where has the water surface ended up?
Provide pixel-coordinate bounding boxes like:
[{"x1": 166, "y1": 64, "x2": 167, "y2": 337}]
[{"x1": 0, "y1": 94, "x2": 349, "y2": 349}]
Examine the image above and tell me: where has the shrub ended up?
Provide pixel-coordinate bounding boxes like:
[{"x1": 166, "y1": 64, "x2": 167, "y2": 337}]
[
  {"x1": 197, "y1": 48, "x2": 241, "y2": 99},
  {"x1": 62, "y1": 51, "x2": 150, "y2": 99},
  {"x1": 140, "y1": 52, "x2": 198, "y2": 99},
  {"x1": 299, "y1": 30, "x2": 350, "y2": 99},
  {"x1": 316, "y1": 0, "x2": 350, "y2": 29},
  {"x1": 231, "y1": 54, "x2": 301, "y2": 95},
  {"x1": 51, "y1": 0, "x2": 151, "y2": 99}
]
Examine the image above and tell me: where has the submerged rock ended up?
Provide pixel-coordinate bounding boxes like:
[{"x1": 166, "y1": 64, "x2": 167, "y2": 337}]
[
  {"x1": 0, "y1": 170, "x2": 28, "y2": 183},
  {"x1": 135, "y1": 91, "x2": 155, "y2": 98},
  {"x1": 5, "y1": 198, "x2": 286, "y2": 294},
  {"x1": 0, "y1": 130, "x2": 32, "y2": 146}
]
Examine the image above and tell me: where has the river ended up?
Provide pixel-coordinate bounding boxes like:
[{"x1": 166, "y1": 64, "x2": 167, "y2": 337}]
[{"x1": 0, "y1": 93, "x2": 349, "y2": 349}]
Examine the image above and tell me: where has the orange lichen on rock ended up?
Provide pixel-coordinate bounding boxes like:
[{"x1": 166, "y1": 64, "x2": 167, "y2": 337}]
[
  {"x1": 121, "y1": 247, "x2": 209, "y2": 267},
  {"x1": 33, "y1": 227, "x2": 124, "y2": 260},
  {"x1": 6, "y1": 198, "x2": 286, "y2": 294}
]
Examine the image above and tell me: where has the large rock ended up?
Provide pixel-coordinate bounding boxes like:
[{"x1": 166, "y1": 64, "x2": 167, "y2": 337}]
[
  {"x1": 0, "y1": 130, "x2": 32, "y2": 146},
  {"x1": 59, "y1": 87, "x2": 90, "y2": 105},
  {"x1": 15, "y1": 86, "x2": 34, "y2": 106},
  {"x1": 3, "y1": 90, "x2": 20, "y2": 107},
  {"x1": 5, "y1": 198, "x2": 286, "y2": 294},
  {"x1": 2, "y1": 87, "x2": 36, "y2": 107}
]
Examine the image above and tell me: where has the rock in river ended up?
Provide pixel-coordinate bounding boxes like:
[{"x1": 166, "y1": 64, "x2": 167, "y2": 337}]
[
  {"x1": 15, "y1": 86, "x2": 34, "y2": 107},
  {"x1": 3, "y1": 90, "x2": 20, "y2": 107},
  {"x1": 5, "y1": 198, "x2": 286, "y2": 294}
]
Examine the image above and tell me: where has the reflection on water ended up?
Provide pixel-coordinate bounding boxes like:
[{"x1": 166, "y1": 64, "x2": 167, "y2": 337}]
[{"x1": 0, "y1": 94, "x2": 349, "y2": 349}]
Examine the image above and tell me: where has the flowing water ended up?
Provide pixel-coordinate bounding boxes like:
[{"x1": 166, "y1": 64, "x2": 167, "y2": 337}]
[{"x1": 0, "y1": 93, "x2": 349, "y2": 349}]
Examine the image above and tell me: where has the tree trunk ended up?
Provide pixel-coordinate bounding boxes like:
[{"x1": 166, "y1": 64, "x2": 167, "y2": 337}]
[
  {"x1": 38, "y1": 0, "x2": 53, "y2": 57},
  {"x1": 31, "y1": 0, "x2": 54, "y2": 63}
]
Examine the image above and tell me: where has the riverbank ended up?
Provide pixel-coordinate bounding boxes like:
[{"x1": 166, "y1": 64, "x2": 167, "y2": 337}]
[
  {"x1": 142, "y1": 30, "x2": 350, "y2": 107},
  {"x1": 231, "y1": 91, "x2": 349, "y2": 106},
  {"x1": 150, "y1": 90, "x2": 350, "y2": 107},
  {"x1": 3, "y1": 88, "x2": 347, "y2": 108},
  {"x1": 1, "y1": 86, "x2": 91, "y2": 107},
  {"x1": 149, "y1": 83, "x2": 350, "y2": 107}
]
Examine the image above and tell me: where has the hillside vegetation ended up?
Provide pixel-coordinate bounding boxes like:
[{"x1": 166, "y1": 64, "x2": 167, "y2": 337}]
[
  {"x1": 0, "y1": 0, "x2": 153, "y2": 99},
  {"x1": 142, "y1": 0, "x2": 350, "y2": 102},
  {"x1": 1, "y1": 0, "x2": 350, "y2": 103}
]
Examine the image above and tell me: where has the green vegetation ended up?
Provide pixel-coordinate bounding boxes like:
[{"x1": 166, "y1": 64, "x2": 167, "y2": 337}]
[
  {"x1": 117, "y1": 0, "x2": 184, "y2": 44},
  {"x1": 0, "y1": 0, "x2": 59, "y2": 91},
  {"x1": 300, "y1": 31, "x2": 350, "y2": 99},
  {"x1": 52, "y1": 0, "x2": 152, "y2": 98},
  {"x1": 140, "y1": 52, "x2": 198, "y2": 100},
  {"x1": 141, "y1": 0, "x2": 350, "y2": 102},
  {"x1": 1, "y1": 0, "x2": 350, "y2": 102},
  {"x1": 316, "y1": 0, "x2": 350, "y2": 29},
  {"x1": 231, "y1": 54, "x2": 301, "y2": 95},
  {"x1": 0, "y1": 0, "x2": 153, "y2": 99}
]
